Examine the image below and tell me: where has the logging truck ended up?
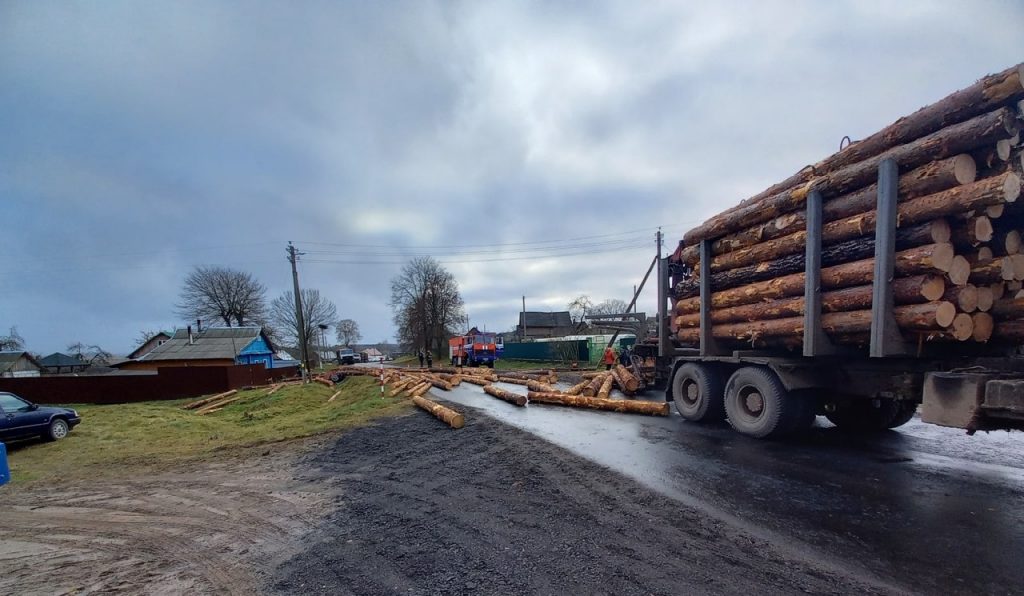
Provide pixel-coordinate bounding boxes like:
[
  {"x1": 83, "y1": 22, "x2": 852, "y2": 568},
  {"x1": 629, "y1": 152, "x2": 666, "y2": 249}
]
[{"x1": 633, "y1": 63, "x2": 1024, "y2": 439}]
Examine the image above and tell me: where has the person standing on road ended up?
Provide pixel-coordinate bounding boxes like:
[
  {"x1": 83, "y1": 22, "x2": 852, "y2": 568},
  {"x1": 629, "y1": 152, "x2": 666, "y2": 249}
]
[
  {"x1": 602, "y1": 345, "x2": 617, "y2": 371},
  {"x1": 417, "y1": 349, "x2": 425, "y2": 368},
  {"x1": 426, "y1": 351, "x2": 433, "y2": 369}
]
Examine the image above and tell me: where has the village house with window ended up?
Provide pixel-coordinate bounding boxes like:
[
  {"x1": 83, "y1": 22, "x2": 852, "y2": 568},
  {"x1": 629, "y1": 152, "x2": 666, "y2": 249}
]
[{"x1": 115, "y1": 327, "x2": 277, "y2": 371}]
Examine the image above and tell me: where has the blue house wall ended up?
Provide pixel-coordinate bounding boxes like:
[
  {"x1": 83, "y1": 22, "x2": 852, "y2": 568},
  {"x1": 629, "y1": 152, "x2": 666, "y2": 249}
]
[{"x1": 236, "y1": 336, "x2": 274, "y2": 369}]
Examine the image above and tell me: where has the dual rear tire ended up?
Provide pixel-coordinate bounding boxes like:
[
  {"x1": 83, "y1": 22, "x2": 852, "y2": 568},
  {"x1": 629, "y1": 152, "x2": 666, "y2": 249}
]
[{"x1": 671, "y1": 363, "x2": 817, "y2": 438}]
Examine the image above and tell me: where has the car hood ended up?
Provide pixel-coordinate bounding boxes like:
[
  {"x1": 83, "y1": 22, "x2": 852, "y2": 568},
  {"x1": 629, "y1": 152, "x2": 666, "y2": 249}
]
[{"x1": 36, "y1": 406, "x2": 78, "y2": 417}]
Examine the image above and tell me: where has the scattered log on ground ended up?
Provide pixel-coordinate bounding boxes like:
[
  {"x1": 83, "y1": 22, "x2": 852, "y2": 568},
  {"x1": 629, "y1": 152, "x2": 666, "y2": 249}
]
[
  {"x1": 496, "y1": 376, "x2": 532, "y2": 386},
  {"x1": 526, "y1": 379, "x2": 559, "y2": 393},
  {"x1": 314, "y1": 377, "x2": 334, "y2": 388},
  {"x1": 565, "y1": 380, "x2": 590, "y2": 396},
  {"x1": 460, "y1": 375, "x2": 491, "y2": 387},
  {"x1": 328, "y1": 390, "x2": 341, "y2": 403},
  {"x1": 613, "y1": 364, "x2": 641, "y2": 394},
  {"x1": 583, "y1": 374, "x2": 608, "y2": 397},
  {"x1": 412, "y1": 395, "x2": 465, "y2": 428},
  {"x1": 183, "y1": 389, "x2": 238, "y2": 410},
  {"x1": 483, "y1": 385, "x2": 528, "y2": 407},
  {"x1": 265, "y1": 384, "x2": 282, "y2": 396},
  {"x1": 527, "y1": 392, "x2": 670, "y2": 416},
  {"x1": 597, "y1": 375, "x2": 615, "y2": 400},
  {"x1": 196, "y1": 395, "x2": 242, "y2": 415}
]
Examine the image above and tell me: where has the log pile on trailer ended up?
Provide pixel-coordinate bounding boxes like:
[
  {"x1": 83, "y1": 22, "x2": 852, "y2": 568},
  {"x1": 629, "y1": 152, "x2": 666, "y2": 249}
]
[{"x1": 669, "y1": 64, "x2": 1024, "y2": 352}]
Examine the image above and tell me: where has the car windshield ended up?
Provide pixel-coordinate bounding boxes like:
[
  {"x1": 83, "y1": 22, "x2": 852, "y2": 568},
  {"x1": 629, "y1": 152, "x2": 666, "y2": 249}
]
[{"x1": 0, "y1": 393, "x2": 31, "y2": 412}]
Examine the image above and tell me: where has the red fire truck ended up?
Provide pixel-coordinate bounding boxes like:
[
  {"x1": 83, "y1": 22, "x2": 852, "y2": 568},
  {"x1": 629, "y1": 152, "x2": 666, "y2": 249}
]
[{"x1": 449, "y1": 327, "x2": 503, "y2": 368}]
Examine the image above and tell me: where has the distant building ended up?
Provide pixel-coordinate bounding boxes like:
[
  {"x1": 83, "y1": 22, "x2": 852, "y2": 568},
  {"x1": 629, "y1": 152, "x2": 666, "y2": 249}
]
[
  {"x1": 127, "y1": 331, "x2": 173, "y2": 360},
  {"x1": 516, "y1": 311, "x2": 575, "y2": 340},
  {"x1": 0, "y1": 351, "x2": 42, "y2": 378},
  {"x1": 360, "y1": 347, "x2": 383, "y2": 362},
  {"x1": 116, "y1": 327, "x2": 277, "y2": 370},
  {"x1": 37, "y1": 352, "x2": 91, "y2": 375}
]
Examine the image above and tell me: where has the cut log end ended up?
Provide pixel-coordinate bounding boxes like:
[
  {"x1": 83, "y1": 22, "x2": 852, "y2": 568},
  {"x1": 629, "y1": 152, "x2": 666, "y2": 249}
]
[
  {"x1": 976, "y1": 286, "x2": 995, "y2": 312},
  {"x1": 954, "y1": 153, "x2": 978, "y2": 184},
  {"x1": 1005, "y1": 230, "x2": 1022, "y2": 255},
  {"x1": 935, "y1": 301, "x2": 958, "y2": 328},
  {"x1": 1005, "y1": 171, "x2": 1022, "y2": 203},
  {"x1": 921, "y1": 275, "x2": 947, "y2": 301},
  {"x1": 972, "y1": 312, "x2": 994, "y2": 342},
  {"x1": 951, "y1": 313, "x2": 975, "y2": 341},
  {"x1": 974, "y1": 216, "x2": 994, "y2": 243},
  {"x1": 977, "y1": 246, "x2": 994, "y2": 262},
  {"x1": 947, "y1": 255, "x2": 971, "y2": 286},
  {"x1": 933, "y1": 243, "x2": 957, "y2": 272}
]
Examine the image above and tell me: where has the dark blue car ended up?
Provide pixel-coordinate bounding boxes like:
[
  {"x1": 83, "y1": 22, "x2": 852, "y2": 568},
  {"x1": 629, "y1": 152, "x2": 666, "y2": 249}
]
[{"x1": 0, "y1": 391, "x2": 81, "y2": 442}]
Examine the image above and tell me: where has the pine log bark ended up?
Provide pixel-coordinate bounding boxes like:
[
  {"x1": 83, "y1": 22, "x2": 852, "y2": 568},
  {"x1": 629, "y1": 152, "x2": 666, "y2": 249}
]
[
  {"x1": 483, "y1": 385, "x2": 528, "y2": 407},
  {"x1": 526, "y1": 379, "x2": 558, "y2": 394},
  {"x1": 952, "y1": 216, "x2": 995, "y2": 247},
  {"x1": 703, "y1": 172, "x2": 1018, "y2": 273},
  {"x1": 994, "y1": 319, "x2": 1024, "y2": 342},
  {"x1": 614, "y1": 364, "x2": 641, "y2": 393},
  {"x1": 566, "y1": 380, "x2": 590, "y2": 396},
  {"x1": 497, "y1": 376, "x2": 532, "y2": 386},
  {"x1": 675, "y1": 276, "x2": 944, "y2": 328},
  {"x1": 675, "y1": 244, "x2": 955, "y2": 314},
  {"x1": 688, "y1": 66, "x2": 1024, "y2": 235},
  {"x1": 969, "y1": 258, "x2": 1014, "y2": 284},
  {"x1": 675, "y1": 241, "x2": 955, "y2": 299},
  {"x1": 598, "y1": 375, "x2": 615, "y2": 399},
  {"x1": 526, "y1": 392, "x2": 670, "y2": 416},
  {"x1": 676, "y1": 302, "x2": 957, "y2": 345},
  {"x1": 460, "y1": 375, "x2": 491, "y2": 387},
  {"x1": 412, "y1": 395, "x2": 465, "y2": 428},
  {"x1": 583, "y1": 374, "x2": 607, "y2": 397},
  {"x1": 683, "y1": 106, "x2": 1021, "y2": 246},
  {"x1": 680, "y1": 155, "x2": 971, "y2": 263}
]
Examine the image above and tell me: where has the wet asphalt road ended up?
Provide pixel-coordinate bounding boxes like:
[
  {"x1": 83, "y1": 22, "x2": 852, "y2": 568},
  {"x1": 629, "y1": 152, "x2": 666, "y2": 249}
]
[{"x1": 437, "y1": 380, "x2": 1024, "y2": 595}]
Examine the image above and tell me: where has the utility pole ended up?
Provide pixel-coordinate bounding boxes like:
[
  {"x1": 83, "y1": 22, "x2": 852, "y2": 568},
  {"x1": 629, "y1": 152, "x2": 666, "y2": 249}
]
[
  {"x1": 522, "y1": 295, "x2": 527, "y2": 341},
  {"x1": 287, "y1": 242, "x2": 310, "y2": 381}
]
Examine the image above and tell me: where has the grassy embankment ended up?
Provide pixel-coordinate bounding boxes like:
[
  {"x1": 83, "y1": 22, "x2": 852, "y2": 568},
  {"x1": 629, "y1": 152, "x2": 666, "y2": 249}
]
[{"x1": 5, "y1": 376, "x2": 408, "y2": 485}]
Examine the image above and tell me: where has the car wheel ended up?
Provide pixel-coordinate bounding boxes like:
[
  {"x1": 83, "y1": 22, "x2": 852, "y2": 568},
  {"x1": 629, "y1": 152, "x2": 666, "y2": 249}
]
[{"x1": 46, "y1": 418, "x2": 70, "y2": 441}]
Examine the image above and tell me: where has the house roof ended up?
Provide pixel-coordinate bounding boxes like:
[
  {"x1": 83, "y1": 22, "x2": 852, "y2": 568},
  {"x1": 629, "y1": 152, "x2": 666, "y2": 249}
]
[
  {"x1": 0, "y1": 351, "x2": 41, "y2": 373},
  {"x1": 127, "y1": 331, "x2": 173, "y2": 360},
  {"x1": 134, "y1": 326, "x2": 271, "y2": 362},
  {"x1": 361, "y1": 347, "x2": 382, "y2": 356},
  {"x1": 519, "y1": 311, "x2": 573, "y2": 328},
  {"x1": 38, "y1": 352, "x2": 90, "y2": 368}
]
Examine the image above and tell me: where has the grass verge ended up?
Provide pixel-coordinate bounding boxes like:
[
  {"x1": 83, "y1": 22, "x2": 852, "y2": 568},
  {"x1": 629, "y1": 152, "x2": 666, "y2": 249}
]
[{"x1": 5, "y1": 377, "x2": 409, "y2": 485}]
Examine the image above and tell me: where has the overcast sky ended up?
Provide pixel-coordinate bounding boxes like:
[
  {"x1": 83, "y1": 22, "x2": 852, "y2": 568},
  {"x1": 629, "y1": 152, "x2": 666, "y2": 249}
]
[{"x1": 1, "y1": 1, "x2": 1021, "y2": 355}]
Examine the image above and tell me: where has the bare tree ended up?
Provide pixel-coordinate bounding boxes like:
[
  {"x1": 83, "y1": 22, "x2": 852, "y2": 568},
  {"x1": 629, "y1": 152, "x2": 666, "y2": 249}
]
[
  {"x1": 66, "y1": 342, "x2": 113, "y2": 365},
  {"x1": 134, "y1": 330, "x2": 158, "y2": 348},
  {"x1": 0, "y1": 326, "x2": 25, "y2": 351},
  {"x1": 589, "y1": 298, "x2": 630, "y2": 317},
  {"x1": 335, "y1": 319, "x2": 362, "y2": 346},
  {"x1": 270, "y1": 289, "x2": 338, "y2": 352},
  {"x1": 389, "y1": 257, "x2": 467, "y2": 356},
  {"x1": 176, "y1": 266, "x2": 267, "y2": 327},
  {"x1": 567, "y1": 295, "x2": 593, "y2": 324}
]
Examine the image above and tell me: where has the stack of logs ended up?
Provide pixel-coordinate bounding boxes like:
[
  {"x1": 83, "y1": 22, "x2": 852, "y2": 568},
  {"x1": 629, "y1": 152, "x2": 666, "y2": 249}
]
[
  {"x1": 485, "y1": 365, "x2": 666, "y2": 415},
  {"x1": 670, "y1": 63, "x2": 1024, "y2": 350}
]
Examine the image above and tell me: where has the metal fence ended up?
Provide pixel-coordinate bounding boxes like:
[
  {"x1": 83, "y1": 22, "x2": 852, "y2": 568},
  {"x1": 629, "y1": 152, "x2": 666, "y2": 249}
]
[{"x1": 500, "y1": 340, "x2": 590, "y2": 363}]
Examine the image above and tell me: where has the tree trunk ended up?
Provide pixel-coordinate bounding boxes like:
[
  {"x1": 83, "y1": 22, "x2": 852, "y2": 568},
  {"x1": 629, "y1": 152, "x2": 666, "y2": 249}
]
[
  {"x1": 613, "y1": 364, "x2": 641, "y2": 393},
  {"x1": 565, "y1": 380, "x2": 590, "y2": 396},
  {"x1": 675, "y1": 276, "x2": 944, "y2": 327},
  {"x1": 412, "y1": 395, "x2": 465, "y2": 428},
  {"x1": 675, "y1": 245, "x2": 955, "y2": 314},
  {"x1": 526, "y1": 392, "x2": 670, "y2": 416},
  {"x1": 526, "y1": 379, "x2": 558, "y2": 394},
  {"x1": 683, "y1": 106, "x2": 1020, "y2": 245},
  {"x1": 676, "y1": 302, "x2": 957, "y2": 344},
  {"x1": 682, "y1": 155, "x2": 972, "y2": 263},
  {"x1": 675, "y1": 241, "x2": 955, "y2": 299},
  {"x1": 584, "y1": 374, "x2": 608, "y2": 397},
  {"x1": 483, "y1": 385, "x2": 528, "y2": 407}
]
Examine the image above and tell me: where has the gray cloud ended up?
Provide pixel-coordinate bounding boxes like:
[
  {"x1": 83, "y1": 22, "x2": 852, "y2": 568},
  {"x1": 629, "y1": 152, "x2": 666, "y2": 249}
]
[{"x1": 1, "y1": 0, "x2": 1021, "y2": 353}]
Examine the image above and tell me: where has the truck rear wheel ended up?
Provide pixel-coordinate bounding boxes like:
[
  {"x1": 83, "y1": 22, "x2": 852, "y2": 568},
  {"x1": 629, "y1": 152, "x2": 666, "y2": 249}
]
[
  {"x1": 671, "y1": 363, "x2": 725, "y2": 422},
  {"x1": 724, "y1": 366, "x2": 800, "y2": 439},
  {"x1": 887, "y1": 401, "x2": 918, "y2": 429}
]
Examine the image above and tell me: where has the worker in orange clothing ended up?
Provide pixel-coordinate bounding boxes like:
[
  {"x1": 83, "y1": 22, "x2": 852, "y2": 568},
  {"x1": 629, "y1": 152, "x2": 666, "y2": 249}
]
[{"x1": 602, "y1": 345, "x2": 617, "y2": 371}]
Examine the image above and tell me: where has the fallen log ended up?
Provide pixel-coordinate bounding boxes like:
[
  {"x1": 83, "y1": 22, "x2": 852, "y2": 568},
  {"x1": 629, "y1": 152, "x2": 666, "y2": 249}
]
[
  {"x1": 526, "y1": 379, "x2": 559, "y2": 393},
  {"x1": 183, "y1": 389, "x2": 238, "y2": 410},
  {"x1": 597, "y1": 375, "x2": 614, "y2": 400},
  {"x1": 691, "y1": 156, "x2": 970, "y2": 260},
  {"x1": 496, "y1": 376, "x2": 532, "y2": 386},
  {"x1": 412, "y1": 396, "x2": 465, "y2": 429},
  {"x1": 527, "y1": 392, "x2": 670, "y2": 416},
  {"x1": 682, "y1": 106, "x2": 1020, "y2": 245},
  {"x1": 613, "y1": 364, "x2": 641, "y2": 394},
  {"x1": 328, "y1": 390, "x2": 341, "y2": 403},
  {"x1": 565, "y1": 380, "x2": 590, "y2": 396},
  {"x1": 675, "y1": 276, "x2": 944, "y2": 327},
  {"x1": 483, "y1": 385, "x2": 528, "y2": 407},
  {"x1": 460, "y1": 375, "x2": 491, "y2": 387},
  {"x1": 583, "y1": 374, "x2": 607, "y2": 397},
  {"x1": 264, "y1": 384, "x2": 282, "y2": 396},
  {"x1": 314, "y1": 377, "x2": 334, "y2": 388},
  {"x1": 409, "y1": 381, "x2": 433, "y2": 398},
  {"x1": 196, "y1": 395, "x2": 242, "y2": 415}
]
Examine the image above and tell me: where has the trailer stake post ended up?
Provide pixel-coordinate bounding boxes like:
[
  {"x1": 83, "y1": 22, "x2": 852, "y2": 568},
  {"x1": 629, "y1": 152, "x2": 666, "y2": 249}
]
[
  {"x1": 804, "y1": 190, "x2": 839, "y2": 356},
  {"x1": 870, "y1": 158, "x2": 912, "y2": 357},
  {"x1": 699, "y1": 239, "x2": 726, "y2": 356}
]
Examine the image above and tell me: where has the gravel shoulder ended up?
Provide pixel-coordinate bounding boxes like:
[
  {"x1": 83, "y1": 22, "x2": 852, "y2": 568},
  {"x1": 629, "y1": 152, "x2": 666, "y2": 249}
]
[{"x1": 272, "y1": 404, "x2": 896, "y2": 595}]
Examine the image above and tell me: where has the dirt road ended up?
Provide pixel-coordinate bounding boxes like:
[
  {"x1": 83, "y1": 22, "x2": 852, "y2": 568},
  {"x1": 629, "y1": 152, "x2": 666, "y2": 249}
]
[{"x1": 0, "y1": 444, "x2": 331, "y2": 595}]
